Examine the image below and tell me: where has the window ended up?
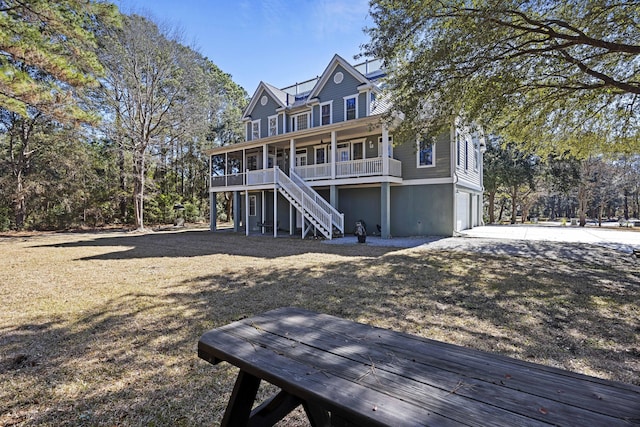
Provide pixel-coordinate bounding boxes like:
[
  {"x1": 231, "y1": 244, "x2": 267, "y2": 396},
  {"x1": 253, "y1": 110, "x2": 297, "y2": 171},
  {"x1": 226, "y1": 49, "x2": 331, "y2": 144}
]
[
  {"x1": 315, "y1": 145, "x2": 327, "y2": 164},
  {"x1": 352, "y1": 142, "x2": 363, "y2": 160},
  {"x1": 292, "y1": 112, "x2": 309, "y2": 131},
  {"x1": 268, "y1": 115, "x2": 278, "y2": 137},
  {"x1": 320, "y1": 101, "x2": 332, "y2": 126},
  {"x1": 417, "y1": 138, "x2": 435, "y2": 168},
  {"x1": 251, "y1": 120, "x2": 260, "y2": 140},
  {"x1": 246, "y1": 154, "x2": 258, "y2": 171},
  {"x1": 344, "y1": 95, "x2": 357, "y2": 121},
  {"x1": 337, "y1": 143, "x2": 350, "y2": 162},
  {"x1": 473, "y1": 136, "x2": 479, "y2": 171},
  {"x1": 295, "y1": 149, "x2": 307, "y2": 167},
  {"x1": 249, "y1": 195, "x2": 257, "y2": 216},
  {"x1": 464, "y1": 135, "x2": 469, "y2": 170}
]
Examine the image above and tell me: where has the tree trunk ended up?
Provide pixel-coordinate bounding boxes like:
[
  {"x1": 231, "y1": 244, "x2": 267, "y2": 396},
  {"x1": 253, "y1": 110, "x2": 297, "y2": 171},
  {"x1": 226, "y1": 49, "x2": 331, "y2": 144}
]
[
  {"x1": 133, "y1": 150, "x2": 145, "y2": 230},
  {"x1": 487, "y1": 191, "x2": 496, "y2": 224},
  {"x1": 498, "y1": 198, "x2": 506, "y2": 222},
  {"x1": 510, "y1": 187, "x2": 518, "y2": 224}
]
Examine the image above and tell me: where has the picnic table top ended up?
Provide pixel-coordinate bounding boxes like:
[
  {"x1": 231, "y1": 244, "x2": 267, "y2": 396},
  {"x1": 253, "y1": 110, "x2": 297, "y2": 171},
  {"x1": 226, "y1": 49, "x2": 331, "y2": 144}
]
[{"x1": 198, "y1": 307, "x2": 640, "y2": 426}]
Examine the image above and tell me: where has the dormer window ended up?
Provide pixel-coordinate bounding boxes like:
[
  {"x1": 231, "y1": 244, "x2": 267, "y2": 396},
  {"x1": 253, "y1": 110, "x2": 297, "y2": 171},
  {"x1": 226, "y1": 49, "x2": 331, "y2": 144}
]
[
  {"x1": 320, "y1": 101, "x2": 332, "y2": 126},
  {"x1": 251, "y1": 120, "x2": 260, "y2": 140},
  {"x1": 268, "y1": 115, "x2": 278, "y2": 137},
  {"x1": 292, "y1": 112, "x2": 310, "y2": 131},
  {"x1": 344, "y1": 95, "x2": 358, "y2": 121}
]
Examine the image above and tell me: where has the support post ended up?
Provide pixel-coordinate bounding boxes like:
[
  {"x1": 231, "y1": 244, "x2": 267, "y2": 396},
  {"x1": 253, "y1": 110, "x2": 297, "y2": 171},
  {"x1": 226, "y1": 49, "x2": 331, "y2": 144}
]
[
  {"x1": 210, "y1": 191, "x2": 217, "y2": 231},
  {"x1": 382, "y1": 125, "x2": 390, "y2": 176},
  {"x1": 245, "y1": 190, "x2": 249, "y2": 236},
  {"x1": 381, "y1": 182, "x2": 391, "y2": 239},
  {"x1": 274, "y1": 185, "x2": 278, "y2": 238},
  {"x1": 233, "y1": 191, "x2": 241, "y2": 232},
  {"x1": 330, "y1": 186, "x2": 338, "y2": 210},
  {"x1": 331, "y1": 131, "x2": 337, "y2": 180}
]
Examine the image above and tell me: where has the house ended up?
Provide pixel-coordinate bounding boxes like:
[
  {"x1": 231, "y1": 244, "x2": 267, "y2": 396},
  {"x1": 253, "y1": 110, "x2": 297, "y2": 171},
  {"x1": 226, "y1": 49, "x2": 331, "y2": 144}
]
[{"x1": 205, "y1": 54, "x2": 484, "y2": 239}]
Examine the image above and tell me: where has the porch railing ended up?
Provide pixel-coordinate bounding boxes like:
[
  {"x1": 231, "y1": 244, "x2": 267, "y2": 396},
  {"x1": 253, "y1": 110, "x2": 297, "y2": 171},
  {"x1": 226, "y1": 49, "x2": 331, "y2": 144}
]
[
  {"x1": 211, "y1": 157, "x2": 403, "y2": 188},
  {"x1": 275, "y1": 168, "x2": 333, "y2": 239},
  {"x1": 290, "y1": 170, "x2": 344, "y2": 234}
]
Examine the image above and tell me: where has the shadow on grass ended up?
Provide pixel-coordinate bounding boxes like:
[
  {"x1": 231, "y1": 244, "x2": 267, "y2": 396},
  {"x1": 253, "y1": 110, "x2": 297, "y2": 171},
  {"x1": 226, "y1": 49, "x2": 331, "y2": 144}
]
[{"x1": 2, "y1": 231, "x2": 639, "y2": 426}]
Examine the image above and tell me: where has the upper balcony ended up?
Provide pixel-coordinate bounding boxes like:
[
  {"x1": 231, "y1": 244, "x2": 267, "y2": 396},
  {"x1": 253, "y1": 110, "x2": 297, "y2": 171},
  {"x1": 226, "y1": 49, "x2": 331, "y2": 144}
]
[{"x1": 210, "y1": 156, "x2": 402, "y2": 189}]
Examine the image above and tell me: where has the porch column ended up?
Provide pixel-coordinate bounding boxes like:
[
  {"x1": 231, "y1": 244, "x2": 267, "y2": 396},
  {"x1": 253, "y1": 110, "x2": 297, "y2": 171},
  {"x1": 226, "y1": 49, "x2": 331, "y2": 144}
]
[
  {"x1": 210, "y1": 191, "x2": 217, "y2": 231},
  {"x1": 289, "y1": 138, "x2": 295, "y2": 173},
  {"x1": 331, "y1": 131, "x2": 337, "y2": 179},
  {"x1": 233, "y1": 191, "x2": 241, "y2": 232},
  {"x1": 273, "y1": 188, "x2": 278, "y2": 238},
  {"x1": 263, "y1": 144, "x2": 268, "y2": 169},
  {"x1": 261, "y1": 190, "x2": 266, "y2": 234},
  {"x1": 381, "y1": 182, "x2": 391, "y2": 239},
  {"x1": 245, "y1": 190, "x2": 249, "y2": 236},
  {"x1": 330, "y1": 186, "x2": 339, "y2": 210},
  {"x1": 289, "y1": 204, "x2": 294, "y2": 235},
  {"x1": 382, "y1": 125, "x2": 390, "y2": 176}
]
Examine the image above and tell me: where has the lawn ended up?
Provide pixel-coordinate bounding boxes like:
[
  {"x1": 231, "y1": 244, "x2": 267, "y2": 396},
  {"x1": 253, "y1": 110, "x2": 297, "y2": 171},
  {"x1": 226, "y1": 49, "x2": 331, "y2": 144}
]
[{"x1": 1, "y1": 228, "x2": 639, "y2": 426}]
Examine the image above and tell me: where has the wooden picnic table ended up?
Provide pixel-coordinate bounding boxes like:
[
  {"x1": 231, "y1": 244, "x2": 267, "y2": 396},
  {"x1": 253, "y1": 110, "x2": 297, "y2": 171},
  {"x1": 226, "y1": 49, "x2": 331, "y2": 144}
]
[{"x1": 198, "y1": 307, "x2": 640, "y2": 426}]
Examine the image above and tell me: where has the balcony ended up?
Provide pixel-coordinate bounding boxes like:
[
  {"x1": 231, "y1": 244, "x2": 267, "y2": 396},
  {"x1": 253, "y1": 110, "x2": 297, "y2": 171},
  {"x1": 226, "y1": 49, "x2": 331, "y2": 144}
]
[{"x1": 210, "y1": 157, "x2": 402, "y2": 189}]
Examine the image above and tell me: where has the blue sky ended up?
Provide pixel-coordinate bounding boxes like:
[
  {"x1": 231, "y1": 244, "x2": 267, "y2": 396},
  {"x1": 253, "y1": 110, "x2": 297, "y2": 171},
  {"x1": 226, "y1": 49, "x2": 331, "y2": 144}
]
[{"x1": 115, "y1": 0, "x2": 373, "y2": 94}]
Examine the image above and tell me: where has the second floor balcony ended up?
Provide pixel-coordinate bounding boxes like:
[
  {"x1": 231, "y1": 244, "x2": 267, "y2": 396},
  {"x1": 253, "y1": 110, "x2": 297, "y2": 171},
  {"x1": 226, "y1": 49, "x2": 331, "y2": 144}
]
[{"x1": 210, "y1": 156, "x2": 402, "y2": 189}]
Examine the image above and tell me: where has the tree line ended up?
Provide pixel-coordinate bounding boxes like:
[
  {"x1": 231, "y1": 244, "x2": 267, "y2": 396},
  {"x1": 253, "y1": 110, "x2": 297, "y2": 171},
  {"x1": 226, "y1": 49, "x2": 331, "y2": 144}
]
[
  {"x1": 484, "y1": 142, "x2": 640, "y2": 226},
  {"x1": 0, "y1": 2, "x2": 247, "y2": 231}
]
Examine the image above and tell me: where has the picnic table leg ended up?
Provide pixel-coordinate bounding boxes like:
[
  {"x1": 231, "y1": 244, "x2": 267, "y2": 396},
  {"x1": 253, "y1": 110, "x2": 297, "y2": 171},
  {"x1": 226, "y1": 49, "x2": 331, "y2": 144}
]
[
  {"x1": 302, "y1": 401, "x2": 331, "y2": 427},
  {"x1": 221, "y1": 370, "x2": 261, "y2": 427}
]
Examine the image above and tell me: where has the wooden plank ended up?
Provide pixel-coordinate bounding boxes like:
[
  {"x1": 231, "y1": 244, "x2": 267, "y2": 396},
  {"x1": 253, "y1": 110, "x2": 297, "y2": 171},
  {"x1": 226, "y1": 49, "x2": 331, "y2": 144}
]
[
  {"x1": 249, "y1": 308, "x2": 640, "y2": 415},
  {"x1": 200, "y1": 308, "x2": 640, "y2": 426},
  {"x1": 221, "y1": 370, "x2": 261, "y2": 427},
  {"x1": 248, "y1": 390, "x2": 302, "y2": 427},
  {"x1": 200, "y1": 329, "x2": 470, "y2": 427},
  {"x1": 212, "y1": 317, "x2": 635, "y2": 426},
  {"x1": 251, "y1": 312, "x2": 640, "y2": 417}
]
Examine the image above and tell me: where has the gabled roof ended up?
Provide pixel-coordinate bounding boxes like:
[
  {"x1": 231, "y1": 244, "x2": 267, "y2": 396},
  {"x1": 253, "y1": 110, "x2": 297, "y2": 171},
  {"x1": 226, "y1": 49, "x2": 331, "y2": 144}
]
[
  {"x1": 306, "y1": 54, "x2": 372, "y2": 100},
  {"x1": 243, "y1": 82, "x2": 289, "y2": 120}
]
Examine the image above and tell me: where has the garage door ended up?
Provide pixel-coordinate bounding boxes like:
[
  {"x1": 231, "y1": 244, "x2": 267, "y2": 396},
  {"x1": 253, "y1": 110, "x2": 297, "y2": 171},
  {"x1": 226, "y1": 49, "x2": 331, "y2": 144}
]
[{"x1": 456, "y1": 192, "x2": 469, "y2": 231}]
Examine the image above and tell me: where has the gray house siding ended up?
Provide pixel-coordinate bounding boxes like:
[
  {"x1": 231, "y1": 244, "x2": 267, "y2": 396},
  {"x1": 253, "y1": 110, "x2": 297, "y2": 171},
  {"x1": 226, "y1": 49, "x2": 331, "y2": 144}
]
[
  {"x1": 337, "y1": 187, "x2": 381, "y2": 235},
  {"x1": 391, "y1": 184, "x2": 454, "y2": 236},
  {"x1": 395, "y1": 131, "x2": 452, "y2": 180},
  {"x1": 250, "y1": 89, "x2": 281, "y2": 139},
  {"x1": 317, "y1": 65, "x2": 364, "y2": 124}
]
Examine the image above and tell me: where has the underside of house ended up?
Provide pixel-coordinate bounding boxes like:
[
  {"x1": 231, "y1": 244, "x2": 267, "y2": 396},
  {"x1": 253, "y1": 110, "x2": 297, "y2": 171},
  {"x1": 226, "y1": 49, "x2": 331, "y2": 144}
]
[{"x1": 206, "y1": 55, "x2": 484, "y2": 239}]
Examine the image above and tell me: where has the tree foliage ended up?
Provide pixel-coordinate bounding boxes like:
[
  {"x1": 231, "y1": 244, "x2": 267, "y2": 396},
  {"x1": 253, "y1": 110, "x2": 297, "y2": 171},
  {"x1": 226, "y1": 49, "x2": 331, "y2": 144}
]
[
  {"x1": 0, "y1": 0, "x2": 119, "y2": 123},
  {"x1": 364, "y1": 0, "x2": 640, "y2": 156}
]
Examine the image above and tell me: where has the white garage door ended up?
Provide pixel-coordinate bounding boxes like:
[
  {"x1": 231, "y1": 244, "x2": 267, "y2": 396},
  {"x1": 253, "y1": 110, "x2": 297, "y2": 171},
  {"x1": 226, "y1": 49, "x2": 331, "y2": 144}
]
[{"x1": 456, "y1": 192, "x2": 470, "y2": 231}]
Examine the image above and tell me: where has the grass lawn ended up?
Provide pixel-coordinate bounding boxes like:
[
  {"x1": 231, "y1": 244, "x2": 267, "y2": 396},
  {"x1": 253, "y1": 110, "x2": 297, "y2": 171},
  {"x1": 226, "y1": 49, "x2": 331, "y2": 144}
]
[{"x1": 1, "y1": 228, "x2": 639, "y2": 426}]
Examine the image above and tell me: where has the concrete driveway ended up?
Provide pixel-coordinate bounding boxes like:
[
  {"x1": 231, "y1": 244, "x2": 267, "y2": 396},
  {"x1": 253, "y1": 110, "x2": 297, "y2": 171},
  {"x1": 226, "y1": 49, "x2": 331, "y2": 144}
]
[{"x1": 460, "y1": 224, "x2": 639, "y2": 253}]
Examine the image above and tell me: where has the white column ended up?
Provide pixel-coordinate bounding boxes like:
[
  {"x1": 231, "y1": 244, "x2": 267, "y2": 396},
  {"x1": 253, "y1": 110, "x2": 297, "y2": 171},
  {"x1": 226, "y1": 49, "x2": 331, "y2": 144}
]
[
  {"x1": 273, "y1": 186, "x2": 278, "y2": 238},
  {"x1": 261, "y1": 190, "x2": 266, "y2": 234},
  {"x1": 245, "y1": 190, "x2": 249, "y2": 236},
  {"x1": 382, "y1": 125, "x2": 390, "y2": 176},
  {"x1": 331, "y1": 130, "x2": 337, "y2": 180},
  {"x1": 263, "y1": 144, "x2": 268, "y2": 170},
  {"x1": 290, "y1": 138, "x2": 295, "y2": 173}
]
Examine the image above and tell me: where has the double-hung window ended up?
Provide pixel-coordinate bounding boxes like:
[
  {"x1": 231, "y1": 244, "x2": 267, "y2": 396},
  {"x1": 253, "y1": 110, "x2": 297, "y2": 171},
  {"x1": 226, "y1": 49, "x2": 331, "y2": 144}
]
[
  {"x1": 344, "y1": 95, "x2": 357, "y2": 121},
  {"x1": 320, "y1": 101, "x2": 332, "y2": 126},
  {"x1": 268, "y1": 115, "x2": 278, "y2": 137},
  {"x1": 251, "y1": 120, "x2": 260, "y2": 140},
  {"x1": 292, "y1": 112, "x2": 309, "y2": 131},
  {"x1": 417, "y1": 138, "x2": 435, "y2": 168}
]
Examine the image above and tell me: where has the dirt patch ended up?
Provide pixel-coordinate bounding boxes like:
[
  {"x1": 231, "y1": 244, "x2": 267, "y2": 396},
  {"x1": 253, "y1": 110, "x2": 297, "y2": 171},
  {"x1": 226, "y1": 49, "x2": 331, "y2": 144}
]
[{"x1": 1, "y1": 229, "x2": 638, "y2": 426}]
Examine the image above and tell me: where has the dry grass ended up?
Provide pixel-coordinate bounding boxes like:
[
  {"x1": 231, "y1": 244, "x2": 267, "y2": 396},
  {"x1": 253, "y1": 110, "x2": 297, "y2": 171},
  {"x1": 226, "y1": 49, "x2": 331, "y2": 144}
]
[{"x1": 1, "y1": 227, "x2": 639, "y2": 426}]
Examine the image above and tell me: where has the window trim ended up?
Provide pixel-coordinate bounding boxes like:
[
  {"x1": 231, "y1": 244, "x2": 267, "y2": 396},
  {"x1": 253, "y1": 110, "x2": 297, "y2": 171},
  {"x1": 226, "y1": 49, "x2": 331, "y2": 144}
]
[
  {"x1": 378, "y1": 135, "x2": 393, "y2": 158},
  {"x1": 314, "y1": 144, "x2": 328, "y2": 164},
  {"x1": 295, "y1": 148, "x2": 308, "y2": 167},
  {"x1": 343, "y1": 94, "x2": 358, "y2": 121},
  {"x1": 249, "y1": 195, "x2": 257, "y2": 217},
  {"x1": 417, "y1": 138, "x2": 436, "y2": 168},
  {"x1": 292, "y1": 111, "x2": 310, "y2": 131},
  {"x1": 320, "y1": 101, "x2": 333, "y2": 126},
  {"x1": 251, "y1": 119, "x2": 261, "y2": 141},
  {"x1": 268, "y1": 114, "x2": 278, "y2": 137}
]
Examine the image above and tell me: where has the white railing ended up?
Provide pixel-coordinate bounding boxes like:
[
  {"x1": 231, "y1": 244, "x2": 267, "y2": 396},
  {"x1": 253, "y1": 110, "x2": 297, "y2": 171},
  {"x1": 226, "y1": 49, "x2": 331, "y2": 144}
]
[
  {"x1": 389, "y1": 158, "x2": 402, "y2": 177},
  {"x1": 210, "y1": 173, "x2": 245, "y2": 188},
  {"x1": 275, "y1": 168, "x2": 333, "y2": 239},
  {"x1": 294, "y1": 163, "x2": 332, "y2": 180},
  {"x1": 290, "y1": 170, "x2": 344, "y2": 234},
  {"x1": 336, "y1": 158, "x2": 383, "y2": 178},
  {"x1": 247, "y1": 168, "x2": 275, "y2": 185}
]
